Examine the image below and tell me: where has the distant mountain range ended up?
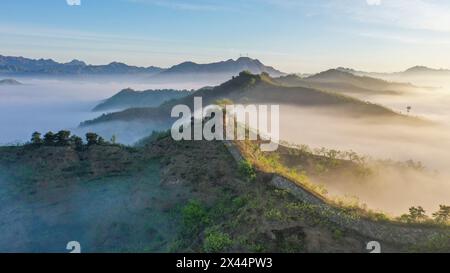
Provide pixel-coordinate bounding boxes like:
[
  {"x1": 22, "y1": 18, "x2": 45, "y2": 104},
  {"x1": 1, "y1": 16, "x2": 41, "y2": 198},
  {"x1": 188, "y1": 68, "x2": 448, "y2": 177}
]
[
  {"x1": 0, "y1": 78, "x2": 22, "y2": 85},
  {"x1": 275, "y1": 69, "x2": 418, "y2": 96},
  {"x1": 81, "y1": 71, "x2": 420, "y2": 128},
  {"x1": 2, "y1": 54, "x2": 448, "y2": 81},
  {"x1": 92, "y1": 88, "x2": 191, "y2": 112},
  {"x1": 0, "y1": 55, "x2": 163, "y2": 76},
  {"x1": 401, "y1": 66, "x2": 450, "y2": 76},
  {"x1": 0, "y1": 55, "x2": 285, "y2": 80},
  {"x1": 90, "y1": 69, "x2": 421, "y2": 119},
  {"x1": 154, "y1": 57, "x2": 285, "y2": 79},
  {"x1": 336, "y1": 66, "x2": 450, "y2": 79}
]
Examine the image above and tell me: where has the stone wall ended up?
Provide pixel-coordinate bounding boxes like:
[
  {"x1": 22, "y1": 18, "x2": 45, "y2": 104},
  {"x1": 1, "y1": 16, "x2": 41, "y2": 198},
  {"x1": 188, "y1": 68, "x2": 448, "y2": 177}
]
[
  {"x1": 223, "y1": 141, "x2": 449, "y2": 247},
  {"x1": 270, "y1": 174, "x2": 447, "y2": 246}
]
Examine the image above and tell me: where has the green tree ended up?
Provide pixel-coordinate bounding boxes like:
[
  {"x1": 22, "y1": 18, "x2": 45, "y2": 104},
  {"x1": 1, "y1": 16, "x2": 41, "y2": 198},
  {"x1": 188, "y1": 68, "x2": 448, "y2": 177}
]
[
  {"x1": 400, "y1": 206, "x2": 428, "y2": 223},
  {"x1": 409, "y1": 206, "x2": 428, "y2": 222},
  {"x1": 432, "y1": 205, "x2": 450, "y2": 224},
  {"x1": 70, "y1": 135, "x2": 83, "y2": 151},
  {"x1": 31, "y1": 131, "x2": 42, "y2": 145},
  {"x1": 43, "y1": 131, "x2": 56, "y2": 146},
  {"x1": 85, "y1": 132, "x2": 99, "y2": 146},
  {"x1": 56, "y1": 130, "x2": 71, "y2": 146}
]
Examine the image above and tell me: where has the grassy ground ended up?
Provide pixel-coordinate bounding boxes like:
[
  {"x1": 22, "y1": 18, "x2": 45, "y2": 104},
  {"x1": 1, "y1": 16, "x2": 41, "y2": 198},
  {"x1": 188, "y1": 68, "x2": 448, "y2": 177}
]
[
  {"x1": 0, "y1": 144, "x2": 189, "y2": 252},
  {"x1": 0, "y1": 135, "x2": 448, "y2": 252},
  {"x1": 143, "y1": 136, "x2": 379, "y2": 253}
]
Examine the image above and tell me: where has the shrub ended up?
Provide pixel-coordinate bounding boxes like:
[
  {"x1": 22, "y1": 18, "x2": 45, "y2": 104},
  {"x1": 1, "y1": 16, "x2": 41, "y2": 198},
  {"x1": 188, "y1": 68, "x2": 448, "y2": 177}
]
[
  {"x1": 411, "y1": 234, "x2": 450, "y2": 252},
  {"x1": 238, "y1": 160, "x2": 256, "y2": 182},
  {"x1": 203, "y1": 230, "x2": 232, "y2": 253},
  {"x1": 181, "y1": 199, "x2": 209, "y2": 234},
  {"x1": 265, "y1": 208, "x2": 283, "y2": 221},
  {"x1": 98, "y1": 137, "x2": 107, "y2": 145}
]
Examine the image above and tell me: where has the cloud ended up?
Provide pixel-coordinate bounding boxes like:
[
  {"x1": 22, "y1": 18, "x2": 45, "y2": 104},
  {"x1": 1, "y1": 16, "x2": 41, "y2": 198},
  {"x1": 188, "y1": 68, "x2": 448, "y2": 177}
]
[
  {"x1": 127, "y1": 0, "x2": 228, "y2": 11},
  {"x1": 358, "y1": 31, "x2": 450, "y2": 46},
  {"x1": 334, "y1": 0, "x2": 450, "y2": 33},
  {"x1": 366, "y1": 0, "x2": 381, "y2": 5},
  {"x1": 66, "y1": 0, "x2": 81, "y2": 6}
]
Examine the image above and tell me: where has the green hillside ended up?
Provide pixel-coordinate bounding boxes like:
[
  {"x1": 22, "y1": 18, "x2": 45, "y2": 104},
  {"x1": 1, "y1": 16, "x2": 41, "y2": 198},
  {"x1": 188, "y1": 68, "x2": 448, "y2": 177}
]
[
  {"x1": 82, "y1": 72, "x2": 416, "y2": 127},
  {"x1": 0, "y1": 131, "x2": 447, "y2": 252},
  {"x1": 92, "y1": 88, "x2": 190, "y2": 112}
]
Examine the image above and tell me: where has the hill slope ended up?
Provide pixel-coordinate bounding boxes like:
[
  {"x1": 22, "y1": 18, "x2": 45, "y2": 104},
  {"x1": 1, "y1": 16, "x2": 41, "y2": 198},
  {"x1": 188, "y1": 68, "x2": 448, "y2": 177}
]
[
  {"x1": 82, "y1": 72, "x2": 409, "y2": 127},
  {"x1": 401, "y1": 66, "x2": 450, "y2": 77},
  {"x1": 149, "y1": 57, "x2": 285, "y2": 84},
  {"x1": 159, "y1": 57, "x2": 284, "y2": 77},
  {"x1": 0, "y1": 78, "x2": 22, "y2": 85},
  {"x1": 275, "y1": 69, "x2": 417, "y2": 95},
  {"x1": 0, "y1": 135, "x2": 447, "y2": 252},
  {"x1": 92, "y1": 88, "x2": 191, "y2": 112},
  {"x1": 336, "y1": 66, "x2": 450, "y2": 82}
]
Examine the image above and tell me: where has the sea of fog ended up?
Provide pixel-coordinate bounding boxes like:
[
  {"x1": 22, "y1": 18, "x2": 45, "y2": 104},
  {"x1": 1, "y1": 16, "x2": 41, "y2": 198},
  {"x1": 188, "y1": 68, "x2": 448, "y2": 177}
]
[
  {"x1": 0, "y1": 78, "x2": 202, "y2": 145},
  {"x1": 278, "y1": 82, "x2": 450, "y2": 215},
  {"x1": 0, "y1": 76, "x2": 449, "y2": 216}
]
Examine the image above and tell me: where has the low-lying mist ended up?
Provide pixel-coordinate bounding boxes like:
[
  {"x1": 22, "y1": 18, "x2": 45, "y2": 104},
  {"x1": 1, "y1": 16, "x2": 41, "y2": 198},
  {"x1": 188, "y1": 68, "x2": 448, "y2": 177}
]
[
  {"x1": 278, "y1": 81, "x2": 450, "y2": 215},
  {"x1": 76, "y1": 120, "x2": 170, "y2": 145},
  {"x1": 1, "y1": 74, "x2": 449, "y2": 217},
  {"x1": 0, "y1": 77, "x2": 203, "y2": 145}
]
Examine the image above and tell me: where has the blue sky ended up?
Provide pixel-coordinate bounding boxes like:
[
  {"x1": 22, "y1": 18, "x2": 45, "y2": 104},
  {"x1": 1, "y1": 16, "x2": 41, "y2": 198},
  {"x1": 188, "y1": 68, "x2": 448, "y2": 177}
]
[{"x1": 1, "y1": 0, "x2": 450, "y2": 73}]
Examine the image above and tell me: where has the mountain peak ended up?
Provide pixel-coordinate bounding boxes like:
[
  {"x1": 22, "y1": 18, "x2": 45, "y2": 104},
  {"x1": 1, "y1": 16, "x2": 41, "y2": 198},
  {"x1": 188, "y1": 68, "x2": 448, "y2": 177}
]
[
  {"x1": 307, "y1": 68, "x2": 353, "y2": 80},
  {"x1": 219, "y1": 71, "x2": 277, "y2": 90},
  {"x1": 0, "y1": 78, "x2": 22, "y2": 85},
  {"x1": 161, "y1": 57, "x2": 285, "y2": 77},
  {"x1": 236, "y1": 56, "x2": 256, "y2": 62},
  {"x1": 107, "y1": 61, "x2": 128, "y2": 67},
  {"x1": 336, "y1": 67, "x2": 358, "y2": 73},
  {"x1": 117, "y1": 88, "x2": 136, "y2": 94},
  {"x1": 405, "y1": 65, "x2": 430, "y2": 72},
  {"x1": 407, "y1": 65, "x2": 450, "y2": 71},
  {"x1": 65, "y1": 59, "x2": 86, "y2": 66}
]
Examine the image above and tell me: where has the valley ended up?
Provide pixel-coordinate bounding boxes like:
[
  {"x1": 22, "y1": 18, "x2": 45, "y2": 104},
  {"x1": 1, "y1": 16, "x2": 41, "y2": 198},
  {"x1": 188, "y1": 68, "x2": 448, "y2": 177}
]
[{"x1": 0, "y1": 55, "x2": 449, "y2": 253}]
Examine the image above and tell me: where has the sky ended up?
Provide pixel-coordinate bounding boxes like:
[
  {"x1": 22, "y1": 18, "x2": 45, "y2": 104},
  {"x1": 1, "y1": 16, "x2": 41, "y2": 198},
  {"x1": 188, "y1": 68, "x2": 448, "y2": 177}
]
[{"x1": 1, "y1": 0, "x2": 450, "y2": 73}]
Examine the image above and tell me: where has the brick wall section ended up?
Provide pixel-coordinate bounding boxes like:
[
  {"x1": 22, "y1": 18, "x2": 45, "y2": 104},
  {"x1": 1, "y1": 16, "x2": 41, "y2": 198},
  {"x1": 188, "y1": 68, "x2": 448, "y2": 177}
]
[
  {"x1": 271, "y1": 174, "x2": 447, "y2": 245},
  {"x1": 223, "y1": 141, "x2": 449, "y2": 246}
]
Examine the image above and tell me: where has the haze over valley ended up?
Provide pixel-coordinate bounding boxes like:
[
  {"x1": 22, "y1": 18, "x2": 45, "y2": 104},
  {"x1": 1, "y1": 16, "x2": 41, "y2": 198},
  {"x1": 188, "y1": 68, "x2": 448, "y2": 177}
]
[
  {"x1": 1, "y1": 52, "x2": 448, "y2": 219},
  {"x1": 1, "y1": 51, "x2": 450, "y2": 254}
]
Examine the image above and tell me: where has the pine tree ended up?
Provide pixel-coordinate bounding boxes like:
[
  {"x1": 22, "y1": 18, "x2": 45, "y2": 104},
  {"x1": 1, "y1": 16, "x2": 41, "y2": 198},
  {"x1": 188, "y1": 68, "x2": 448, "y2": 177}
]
[
  {"x1": 432, "y1": 205, "x2": 450, "y2": 224},
  {"x1": 85, "y1": 132, "x2": 99, "y2": 146},
  {"x1": 31, "y1": 131, "x2": 43, "y2": 145},
  {"x1": 56, "y1": 130, "x2": 71, "y2": 146},
  {"x1": 70, "y1": 135, "x2": 84, "y2": 151},
  {"x1": 43, "y1": 131, "x2": 56, "y2": 146}
]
